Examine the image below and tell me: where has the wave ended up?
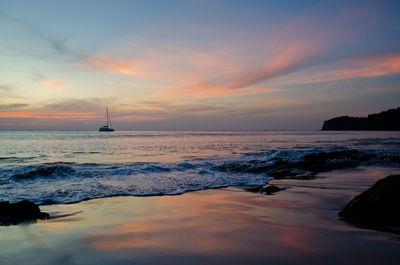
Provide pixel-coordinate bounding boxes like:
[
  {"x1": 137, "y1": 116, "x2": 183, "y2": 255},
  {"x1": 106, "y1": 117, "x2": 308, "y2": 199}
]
[
  {"x1": 0, "y1": 148, "x2": 399, "y2": 205},
  {"x1": 0, "y1": 156, "x2": 43, "y2": 163},
  {"x1": 11, "y1": 163, "x2": 76, "y2": 180}
]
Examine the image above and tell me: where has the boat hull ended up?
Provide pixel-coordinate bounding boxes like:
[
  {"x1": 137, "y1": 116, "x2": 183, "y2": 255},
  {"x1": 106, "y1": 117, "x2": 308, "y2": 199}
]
[{"x1": 99, "y1": 127, "x2": 115, "y2": 132}]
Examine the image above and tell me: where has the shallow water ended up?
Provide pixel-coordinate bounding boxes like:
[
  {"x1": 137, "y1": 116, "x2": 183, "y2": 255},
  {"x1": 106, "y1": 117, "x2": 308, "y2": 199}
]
[
  {"x1": 1, "y1": 167, "x2": 399, "y2": 265},
  {"x1": 0, "y1": 131, "x2": 399, "y2": 204}
]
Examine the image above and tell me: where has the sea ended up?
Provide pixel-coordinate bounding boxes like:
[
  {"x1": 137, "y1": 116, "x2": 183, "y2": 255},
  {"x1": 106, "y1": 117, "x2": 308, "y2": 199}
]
[{"x1": 0, "y1": 130, "x2": 399, "y2": 205}]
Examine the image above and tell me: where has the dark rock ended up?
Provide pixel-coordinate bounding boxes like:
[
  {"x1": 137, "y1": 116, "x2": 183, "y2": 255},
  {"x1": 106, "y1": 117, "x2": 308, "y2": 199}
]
[
  {"x1": 270, "y1": 150, "x2": 362, "y2": 174},
  {"x1": 263, "y1": 185, "x2": 285, "y2": 194},
  {"x1": 339, "y1": 175, "x2": 400, "y2": 224},
  {"x1": 216, "y1": 149, "x2": 392, "y2": 183},
  {"x1": 298, "y1": 150, "x2": 363, "y2": 172},
  {"x1": 245, "y1": 186, "x2": 265, "y2": 193},
  {"x1": 383, "y1": 155, "x2": 400, "y2": 163},
  {"x1": 264, "y1": 149, "x2": 392, "y2": 179},
  {"x1": 359, "y1": 153, "x2": 378, "y2": 162},
  {"x1": 245, "y1": 185, "x2": 285, "y2": 195},
  {"x1": 272, "y1": 160, "x2": 289, "y2": 168},
  {"x1": 322, "y1": 107, "x2": 400, "y2": 131},
  {"x1": 0, "y1": 200, "x2": 49, "y2": 225}
]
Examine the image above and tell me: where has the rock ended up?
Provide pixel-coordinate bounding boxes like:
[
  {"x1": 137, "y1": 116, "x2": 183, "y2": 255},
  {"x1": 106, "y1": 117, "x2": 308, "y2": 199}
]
[
  {"x1": 0, "y1": 200, "x2": 49, "y2": 225},
  {"x1": 245, "y1": 186, "x2": 264, "y2": 193},
  {"x1": 298, "y1": 150, "x2": 364, "y2": 172},
  {"x1": 339, "y1": 175, "x2": 400, "y2": 224},
  {"x1": 263, "y1": 185, "x2": 285, "y2": 194},
  {"x1": 215, "y1": 149, "x2": 394, "y2": 181},
  {"x1": 383, "y1": 155, "x2": 400, "y2": 163},
  {"x1": 245, "y1": 185, "x2": 285, "y2": 195},
  {"x1": 269, "y1": 150, "x2": 363, "y2": 175}
]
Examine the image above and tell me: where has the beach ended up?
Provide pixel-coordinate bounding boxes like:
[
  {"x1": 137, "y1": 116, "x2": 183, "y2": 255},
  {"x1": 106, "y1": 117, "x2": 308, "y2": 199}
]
[
  {"x1": 1, "y1": 166, "x2": 399, "y2": 265},
  {"x1": 2, "y1": 1, "x2": 400, "y2": 263}
]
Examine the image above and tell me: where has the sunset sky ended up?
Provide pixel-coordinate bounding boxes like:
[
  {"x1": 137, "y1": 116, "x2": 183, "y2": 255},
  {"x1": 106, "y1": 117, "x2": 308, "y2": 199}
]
[{"x1": 1, "y1": 0, "x2": 399, "y2": 130}]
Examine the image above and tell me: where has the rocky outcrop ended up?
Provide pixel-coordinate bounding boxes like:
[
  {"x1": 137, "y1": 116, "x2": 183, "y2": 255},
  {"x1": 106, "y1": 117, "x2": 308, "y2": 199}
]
[
  {"x1": 268, "y1": 150, "x2": 375, "y2": 179},
  {"x1": 322, "y1": 116, "x2": 368, "y2": 130},
  {"x1": 0, "y1": 200, "x2": 49, "y2": 225},
  {"x1": 245, "y1": 185, "x2": 285, "y2": 195},
  {"x1": 214, "y1": 149, "x2": 395, "y2": 180},
  {"x1": 322, "y1": 107, "x2": 400, "y2": 130},
  {"x1": 339, "y1": 175, "x2": 400, "y2": 224}
]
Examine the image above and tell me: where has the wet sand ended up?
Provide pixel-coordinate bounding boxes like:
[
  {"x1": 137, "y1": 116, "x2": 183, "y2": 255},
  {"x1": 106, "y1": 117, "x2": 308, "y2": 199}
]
[{"x1": 1, "y1": 167, "x2": 400, "y2": 265}]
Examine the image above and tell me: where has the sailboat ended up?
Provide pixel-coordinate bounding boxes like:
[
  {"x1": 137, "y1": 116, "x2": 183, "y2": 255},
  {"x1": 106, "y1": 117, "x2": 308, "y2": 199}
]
[{"x1": 99, "y1": 107, "x2": 115, "y2": 132}]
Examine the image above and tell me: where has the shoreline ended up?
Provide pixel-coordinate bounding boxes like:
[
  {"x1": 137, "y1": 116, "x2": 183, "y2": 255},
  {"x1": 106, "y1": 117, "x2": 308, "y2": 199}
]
[{"x1": 1, "y1": 166, "x2": 400, "y2": 265}]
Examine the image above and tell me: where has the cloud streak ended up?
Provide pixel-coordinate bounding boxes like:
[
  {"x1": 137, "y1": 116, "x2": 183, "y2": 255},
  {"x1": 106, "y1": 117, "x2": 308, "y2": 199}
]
[
  {"x1": 0, "y1": 98, "x2": 113, "y2": 123},
  {"x1": 0, "y1": 103, "x2": 29, "y2": 110},
  {"x1": 0, "y1": 111, "x2": 101, "y2": 120},
  {"x1": 0, "y1": 84, "x2": 12, "y2": 91},
  {"x1": 287, "y1": 54, "x2": 400, "y2": 84},
  {"x1": 83, "y1": 57, "x2": 145, "y2": 77},
  {"x1": 0, "y1": 11, "x2": 87, "y2": 63},
  {"x1": 208, "y1": 40, "x2": 320, "y2": 90},
  {"x1": 81, "y1": 36, "x2": 322, "y2": 102}
]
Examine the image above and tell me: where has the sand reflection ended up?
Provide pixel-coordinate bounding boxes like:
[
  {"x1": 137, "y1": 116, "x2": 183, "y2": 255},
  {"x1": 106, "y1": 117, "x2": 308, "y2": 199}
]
[{"x1": 87, "y1": 189, "x2": 326, "y2": 260}]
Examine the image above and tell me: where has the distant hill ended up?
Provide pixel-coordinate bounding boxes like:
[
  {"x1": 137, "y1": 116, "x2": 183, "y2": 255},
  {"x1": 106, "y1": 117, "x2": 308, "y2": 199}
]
[{"x1": 322, "y1": 107, "x2": 400, "y2": 131}]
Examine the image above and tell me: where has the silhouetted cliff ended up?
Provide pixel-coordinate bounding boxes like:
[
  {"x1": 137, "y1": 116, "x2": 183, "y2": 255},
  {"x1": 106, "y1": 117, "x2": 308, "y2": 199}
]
[{"x1": 322, "y1": 107, "x2": 400, "y2": 131}]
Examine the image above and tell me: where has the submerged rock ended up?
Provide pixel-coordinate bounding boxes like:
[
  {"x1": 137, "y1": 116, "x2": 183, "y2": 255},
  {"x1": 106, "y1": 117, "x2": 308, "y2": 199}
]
[
  {"x1": 339, "y1": 175, "x2": 400, "y2": 224},
  {"x1": 294, "y1": 150, "x2": 361, "y2": 172},
  {"x1": 0, "y1": 200, "x2": 49, "y2": 225},
  {"x1": 269, "y1": 150, "x2": 378, "y2": 178},
  {"x1": 245, "y1": 185, "x2": 285, "y2": 195},
  {"x1": 214, "y1": 149, "x2": 395, "y2": 180}
]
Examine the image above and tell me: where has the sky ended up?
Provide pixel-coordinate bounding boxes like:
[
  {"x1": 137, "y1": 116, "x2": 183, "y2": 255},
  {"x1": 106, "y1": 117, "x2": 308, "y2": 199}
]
[{"x1": 0, "y1": 0, "x2": 399, "y2": 130}]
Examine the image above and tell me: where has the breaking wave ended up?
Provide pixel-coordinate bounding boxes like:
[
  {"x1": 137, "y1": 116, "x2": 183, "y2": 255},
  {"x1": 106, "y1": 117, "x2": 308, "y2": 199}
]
[{"x1": 1, "y1": 148, "x2": 399, "y2": 205}]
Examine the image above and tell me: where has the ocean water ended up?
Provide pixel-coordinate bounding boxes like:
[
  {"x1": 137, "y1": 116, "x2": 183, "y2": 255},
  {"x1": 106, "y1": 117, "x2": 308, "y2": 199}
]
[{"x1": 0, "y1": 130, "x2": 399, "y2": 205}]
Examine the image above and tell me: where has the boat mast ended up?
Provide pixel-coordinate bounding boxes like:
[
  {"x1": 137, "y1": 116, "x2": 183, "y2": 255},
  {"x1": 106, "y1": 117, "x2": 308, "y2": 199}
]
[{"x1": 106, "y1": 107, "x2": 109, "y2": 127}]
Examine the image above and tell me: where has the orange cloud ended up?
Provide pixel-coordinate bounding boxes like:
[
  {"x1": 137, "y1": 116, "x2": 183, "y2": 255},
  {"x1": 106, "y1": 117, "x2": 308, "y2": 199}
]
[
  {"x1": 40, "y1": 79, "x2": 65, "y2": 91},
  {"x1": 82, "y1": 36, "x2": 321, "y2": 104},
  {"x1": 80, "y1": 18, "x2": 330, "y2": 105}
]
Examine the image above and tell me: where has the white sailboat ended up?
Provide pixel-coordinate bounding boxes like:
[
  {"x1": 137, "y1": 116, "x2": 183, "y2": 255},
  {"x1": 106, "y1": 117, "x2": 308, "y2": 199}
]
[{"x1": 99, "y1": 107, "x2": 115, "y2": 132}]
